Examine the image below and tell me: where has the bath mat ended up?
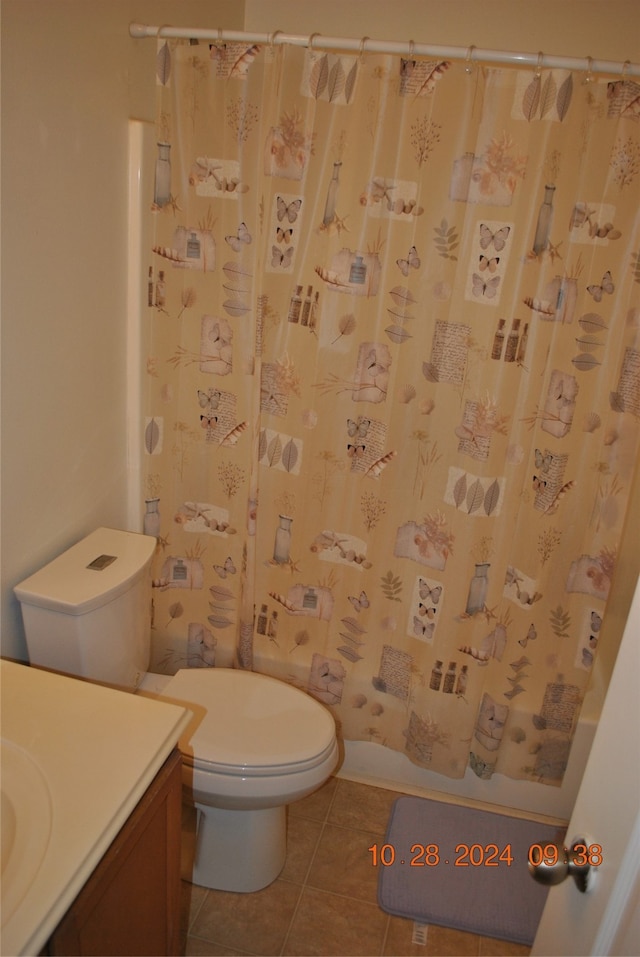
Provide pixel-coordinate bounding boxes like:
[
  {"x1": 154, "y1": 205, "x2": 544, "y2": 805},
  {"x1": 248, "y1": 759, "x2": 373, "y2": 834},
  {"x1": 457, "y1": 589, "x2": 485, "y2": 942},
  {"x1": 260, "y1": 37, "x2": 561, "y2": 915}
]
[{"x1": 378, "y1": 796, "x2": 563, "y2": 946}]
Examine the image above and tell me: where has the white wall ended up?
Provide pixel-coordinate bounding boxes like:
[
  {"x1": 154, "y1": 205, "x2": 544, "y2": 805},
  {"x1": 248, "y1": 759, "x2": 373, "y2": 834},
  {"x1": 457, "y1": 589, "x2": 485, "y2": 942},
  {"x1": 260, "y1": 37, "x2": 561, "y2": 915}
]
[{"x1": 0, "y1": 0, "x2": 244, "y2": 661}]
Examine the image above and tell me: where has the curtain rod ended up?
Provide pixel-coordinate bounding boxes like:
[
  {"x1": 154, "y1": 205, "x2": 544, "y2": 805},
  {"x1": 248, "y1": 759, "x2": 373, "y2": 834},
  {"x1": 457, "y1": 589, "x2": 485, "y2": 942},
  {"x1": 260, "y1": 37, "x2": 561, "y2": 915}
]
[{"x1": 129, "y1": 23, "x2": 639, "y2": 78}]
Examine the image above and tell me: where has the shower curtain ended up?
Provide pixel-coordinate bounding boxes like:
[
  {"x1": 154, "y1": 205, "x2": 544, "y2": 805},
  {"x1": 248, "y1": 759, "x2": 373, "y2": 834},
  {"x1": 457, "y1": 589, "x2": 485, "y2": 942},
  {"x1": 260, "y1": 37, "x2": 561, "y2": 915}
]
[{"x1": 143, "y1": 38, "x2": 640, "y2": 787}]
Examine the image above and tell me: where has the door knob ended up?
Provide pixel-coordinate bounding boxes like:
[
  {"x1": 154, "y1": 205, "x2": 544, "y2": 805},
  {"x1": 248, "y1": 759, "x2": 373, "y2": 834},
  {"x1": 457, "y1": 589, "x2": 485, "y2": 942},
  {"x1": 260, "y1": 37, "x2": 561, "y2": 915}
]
[{"x1": 528, "y1": 836, "x2": 598, "y2": 893}]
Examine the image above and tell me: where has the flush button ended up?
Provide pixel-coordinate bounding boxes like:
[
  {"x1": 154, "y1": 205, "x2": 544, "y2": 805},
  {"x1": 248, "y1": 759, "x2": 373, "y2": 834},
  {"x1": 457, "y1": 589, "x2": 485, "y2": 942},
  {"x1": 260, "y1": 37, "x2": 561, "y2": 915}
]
[{"x1": 86, "y1": 554, "x2": 117, "y2": 571}]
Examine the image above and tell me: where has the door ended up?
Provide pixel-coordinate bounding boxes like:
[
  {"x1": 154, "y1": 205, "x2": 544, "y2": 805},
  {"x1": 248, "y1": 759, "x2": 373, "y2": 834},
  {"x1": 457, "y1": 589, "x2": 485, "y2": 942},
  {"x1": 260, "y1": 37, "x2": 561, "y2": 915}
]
[{"x1": 532, "y1": 576, "x2": 640, "y2": 956}]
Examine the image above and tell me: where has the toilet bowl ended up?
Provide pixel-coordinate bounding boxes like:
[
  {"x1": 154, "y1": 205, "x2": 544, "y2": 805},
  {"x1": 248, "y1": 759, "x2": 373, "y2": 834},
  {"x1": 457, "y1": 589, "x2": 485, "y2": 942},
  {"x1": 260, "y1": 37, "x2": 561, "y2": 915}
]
[
  {"x1": 155, "y1": 667, "x2": 338, "y2": 891},
  {"x1": 14, "y1": 527, "x2": 339, "y2": 892}
]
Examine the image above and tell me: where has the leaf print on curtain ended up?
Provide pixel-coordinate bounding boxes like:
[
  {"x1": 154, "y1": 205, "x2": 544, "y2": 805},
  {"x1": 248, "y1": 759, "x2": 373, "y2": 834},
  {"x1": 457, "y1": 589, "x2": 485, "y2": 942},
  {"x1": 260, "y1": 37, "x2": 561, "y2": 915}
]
[{"x1": 143, "y1": 39, "x2": 640, "y2": 791}]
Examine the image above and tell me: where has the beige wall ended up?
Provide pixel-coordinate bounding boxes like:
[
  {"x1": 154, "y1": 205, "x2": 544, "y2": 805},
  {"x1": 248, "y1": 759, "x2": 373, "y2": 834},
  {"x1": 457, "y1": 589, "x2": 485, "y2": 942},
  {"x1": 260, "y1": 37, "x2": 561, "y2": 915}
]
[
  {"x1": 0, "y1": 1, "x2": 244, "y2": 660},
  {"x1": 1, "y1": 0, "x2": 638, "y2": 667},
  {"x1": 244, "y1": 0, "x2": 640, "y2": 62}
]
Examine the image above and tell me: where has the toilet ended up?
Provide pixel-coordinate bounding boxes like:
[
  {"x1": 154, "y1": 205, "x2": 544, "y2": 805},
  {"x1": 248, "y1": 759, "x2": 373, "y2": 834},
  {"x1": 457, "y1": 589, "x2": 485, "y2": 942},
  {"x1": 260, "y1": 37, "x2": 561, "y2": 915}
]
[{"x1": 14, "y1": 527, "x2": 339, "y2": 893}]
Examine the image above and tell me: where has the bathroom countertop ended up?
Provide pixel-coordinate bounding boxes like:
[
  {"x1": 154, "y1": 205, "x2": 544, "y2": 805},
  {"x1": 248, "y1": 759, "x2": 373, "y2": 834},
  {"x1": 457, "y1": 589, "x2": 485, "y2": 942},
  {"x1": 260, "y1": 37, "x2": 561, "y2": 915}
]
[{"x1": 0, "y1": 659, "x2": 191, "y2": 957}]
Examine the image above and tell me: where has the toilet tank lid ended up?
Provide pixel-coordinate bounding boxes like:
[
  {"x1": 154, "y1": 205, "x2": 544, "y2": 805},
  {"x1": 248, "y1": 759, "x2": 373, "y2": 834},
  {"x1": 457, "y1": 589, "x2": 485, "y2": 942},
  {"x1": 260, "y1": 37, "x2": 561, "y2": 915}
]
[{"x1": 14, "y1": 528, "x2": 157, "y2": 615}]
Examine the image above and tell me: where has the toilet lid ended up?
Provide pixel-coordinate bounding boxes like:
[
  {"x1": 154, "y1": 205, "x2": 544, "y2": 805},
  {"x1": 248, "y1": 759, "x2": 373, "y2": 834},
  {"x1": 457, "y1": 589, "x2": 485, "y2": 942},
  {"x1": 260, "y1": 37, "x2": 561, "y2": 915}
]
[{"x1": 161, "y1": 668, "x2": 336, "y2": 773}]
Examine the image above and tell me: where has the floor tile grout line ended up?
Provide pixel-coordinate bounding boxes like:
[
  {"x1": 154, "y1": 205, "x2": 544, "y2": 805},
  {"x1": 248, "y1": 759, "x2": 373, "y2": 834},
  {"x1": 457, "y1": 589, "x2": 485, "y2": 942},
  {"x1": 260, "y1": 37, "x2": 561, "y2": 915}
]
[
  {"x1": 296, "y1": 814, "x2": 390, "y2": 840},
  {"x1": 280, "y1": 779, "x2": 386, "y2": 957},
  {"x1": 278, "y1": 880, "x2": 306, "y2": 957},
  {"x1": 279, "y1": 814, "x2": 329, "y2": 957},
  {"x1": 325, "y1": 778, "x2": 400, "y2": 837},
  {"x1": 326, "y1": 775, "x2": 341, "y2": 818},
  {"x1": 300, "y1": 816, "x2": 330, "y2": 885},
  {"x1": 184, "y1": 882, "x2": 207, "y2": 936},
  {"x1": 276, "y1": 882, "x2": 393, "y2": 957},
  {"x1": 187, "y1": 928, "x2": 257, "y2": 956},
  {"x1": 184, "y1": 783, "x2": 339, "y2": 957},
  {"x1": 281, "y1": 878, "x2": 390, "y2": 910},
  {"x1": 379, "y1": 913, "x2": 392, "y2": 957},
  {"x1": 182, "y1": 777, "x2": 532, "y2": 957}
]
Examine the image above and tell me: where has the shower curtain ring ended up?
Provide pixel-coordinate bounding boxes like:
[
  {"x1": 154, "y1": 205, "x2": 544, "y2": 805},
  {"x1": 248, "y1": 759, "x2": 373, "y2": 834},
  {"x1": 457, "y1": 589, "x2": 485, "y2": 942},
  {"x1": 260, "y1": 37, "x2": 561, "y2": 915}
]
[
  {"x1": 268, "y1": 30, "x2": 282, "y2": 47},
  {"x1": 622, "y1": 59, "x2": 631, "y2": 78},
  {"x1": 207, "y1": 28, "x2": 222, "y2": 52},
  {"x1": 308, "y1": 32, "x2": 320, "y2": 51},
  {"x1": 535, "y1": 51, "x2": 544, "y2": 78},
  {"x1": 408, "y1": 40, "x2": 415, "y2": 59},
  {"x1": 583, "y1": 55, "x2": 594, "y2": 84},
  {"x1": 359, "y1": 36, "x2": 370, "y2": 59},
  {"x1": 465, "y1": 44, "x2": 476, "y2": 74},
  {"x1": 157, "y1": 23, "x2": 172, "y2": 39}
]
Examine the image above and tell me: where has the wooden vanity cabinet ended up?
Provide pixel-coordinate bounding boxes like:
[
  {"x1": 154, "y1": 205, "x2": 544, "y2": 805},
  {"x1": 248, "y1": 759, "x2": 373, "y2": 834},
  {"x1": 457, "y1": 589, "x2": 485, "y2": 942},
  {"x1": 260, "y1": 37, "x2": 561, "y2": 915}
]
[{"x1": 45, "y1": 748, "x2": 183, "y2": 956}]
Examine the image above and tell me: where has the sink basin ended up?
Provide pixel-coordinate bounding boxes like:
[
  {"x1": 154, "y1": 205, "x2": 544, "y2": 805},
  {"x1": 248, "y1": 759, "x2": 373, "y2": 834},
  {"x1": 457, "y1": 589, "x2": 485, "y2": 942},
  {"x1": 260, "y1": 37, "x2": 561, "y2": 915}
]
[
  {"x1": 1, "y1": 738, "x2": 53, "y2": 925},
  {"x1": 0, "y1": 660, "x2": 191, "y2": 956}
]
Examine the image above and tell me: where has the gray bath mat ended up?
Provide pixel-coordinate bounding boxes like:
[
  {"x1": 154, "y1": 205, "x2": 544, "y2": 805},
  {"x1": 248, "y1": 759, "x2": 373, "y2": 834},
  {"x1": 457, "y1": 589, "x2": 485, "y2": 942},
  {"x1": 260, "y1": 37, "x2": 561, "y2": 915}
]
[{"x1": 378, "y1": 796, "x2": 563, "y2": 945}]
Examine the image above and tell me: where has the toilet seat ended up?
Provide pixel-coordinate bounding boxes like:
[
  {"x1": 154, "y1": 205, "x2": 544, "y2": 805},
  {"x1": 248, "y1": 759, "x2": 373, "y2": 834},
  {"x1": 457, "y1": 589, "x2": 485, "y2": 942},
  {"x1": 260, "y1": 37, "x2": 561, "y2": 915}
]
[{"x1": 161, "y1": 668, "x2": 336, "y2": 776}]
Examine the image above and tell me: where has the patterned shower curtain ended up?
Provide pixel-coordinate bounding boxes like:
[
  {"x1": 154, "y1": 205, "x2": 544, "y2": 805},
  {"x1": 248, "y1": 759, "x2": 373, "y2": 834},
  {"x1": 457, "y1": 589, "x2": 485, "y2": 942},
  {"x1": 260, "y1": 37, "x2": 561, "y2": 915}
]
[{"x1": 143, "y1": 38, "x2": 640, "y2": 788}]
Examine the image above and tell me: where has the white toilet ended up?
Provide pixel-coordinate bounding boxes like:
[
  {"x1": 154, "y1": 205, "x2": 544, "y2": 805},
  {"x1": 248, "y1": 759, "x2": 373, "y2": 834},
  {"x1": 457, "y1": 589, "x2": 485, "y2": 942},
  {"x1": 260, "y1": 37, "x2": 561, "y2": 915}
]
[{"x1": 14, "y1": 527, "x2": 339, "y2": 893}]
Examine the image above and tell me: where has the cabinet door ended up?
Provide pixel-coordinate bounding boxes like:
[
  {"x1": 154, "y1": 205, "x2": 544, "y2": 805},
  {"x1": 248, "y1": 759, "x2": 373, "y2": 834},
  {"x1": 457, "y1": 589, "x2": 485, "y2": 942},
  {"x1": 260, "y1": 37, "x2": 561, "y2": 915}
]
[{"x1": 48, "y1": 749, "x2": 183, "y2": 956}]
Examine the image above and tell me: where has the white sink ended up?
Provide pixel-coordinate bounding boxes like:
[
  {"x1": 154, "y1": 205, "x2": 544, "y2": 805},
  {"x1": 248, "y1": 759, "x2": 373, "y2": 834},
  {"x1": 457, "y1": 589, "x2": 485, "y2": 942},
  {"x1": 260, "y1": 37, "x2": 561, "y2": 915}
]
[
  {"x1": 0, "y1": 660, "x2": 191, "y2": 956},
  {"x1": 1, "y1": 738, "x2": 53, "y2": 924}
]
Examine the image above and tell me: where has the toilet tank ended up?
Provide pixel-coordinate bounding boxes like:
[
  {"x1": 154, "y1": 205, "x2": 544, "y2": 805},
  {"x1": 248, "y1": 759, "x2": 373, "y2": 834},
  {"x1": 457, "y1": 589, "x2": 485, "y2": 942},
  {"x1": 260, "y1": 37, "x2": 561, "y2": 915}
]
[{"x1": 14, "y1": 528, "x2": 156, "y2": 691}]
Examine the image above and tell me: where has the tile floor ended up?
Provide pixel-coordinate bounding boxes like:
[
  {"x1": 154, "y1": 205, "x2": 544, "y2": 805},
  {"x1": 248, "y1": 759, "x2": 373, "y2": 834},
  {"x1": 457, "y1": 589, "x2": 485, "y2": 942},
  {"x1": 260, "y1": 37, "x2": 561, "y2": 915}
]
[{"x1": 181, "y1": 777, "x2": 532, "y2": 957}]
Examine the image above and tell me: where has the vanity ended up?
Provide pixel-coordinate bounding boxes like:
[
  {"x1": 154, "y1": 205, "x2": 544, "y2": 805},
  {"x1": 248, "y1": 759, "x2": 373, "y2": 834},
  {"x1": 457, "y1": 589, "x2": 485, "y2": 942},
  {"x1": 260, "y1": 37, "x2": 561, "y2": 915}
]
[{"x1": 0, "y1": 660, "x2": 191, "y2": 956}]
